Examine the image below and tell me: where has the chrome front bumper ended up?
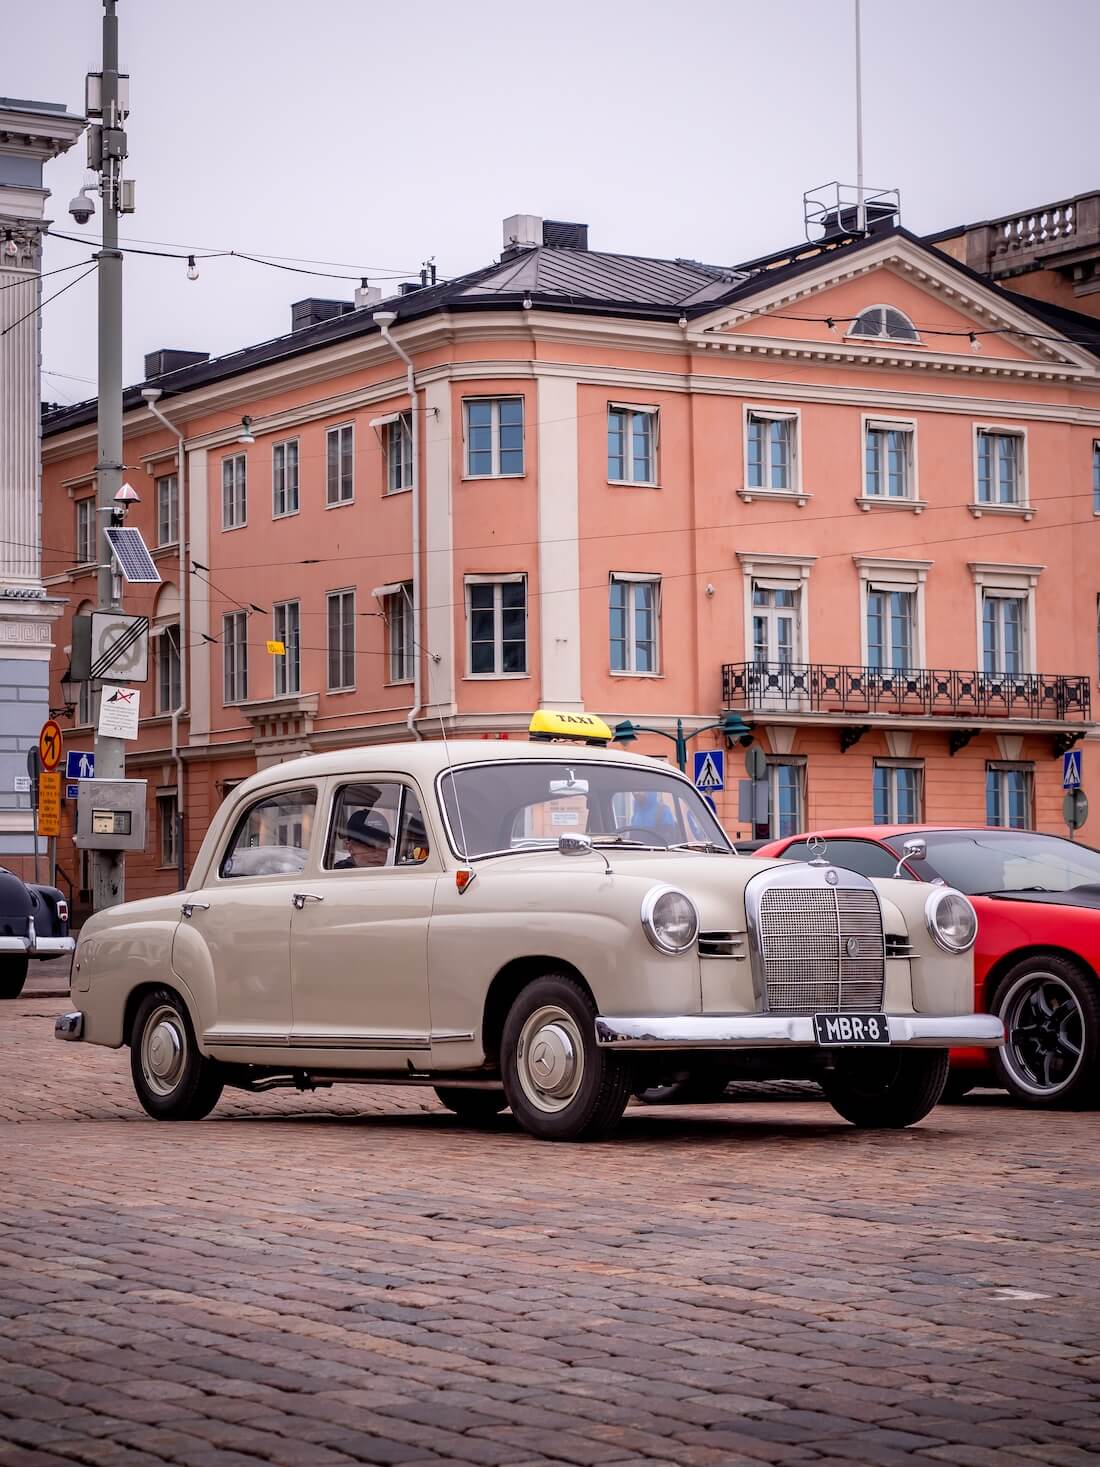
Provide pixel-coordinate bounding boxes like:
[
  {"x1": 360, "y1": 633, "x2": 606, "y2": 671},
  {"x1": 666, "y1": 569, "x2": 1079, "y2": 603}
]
[
  {"x1": 594, "y1": 1013, "x2": 1005, "y2": 1050},
  {"x1": 0, "y1": 935, "x2": 75, "y2": 958},
  {"x1": 55, "y1": 1011, "x2": 84, "y2": 1041}
]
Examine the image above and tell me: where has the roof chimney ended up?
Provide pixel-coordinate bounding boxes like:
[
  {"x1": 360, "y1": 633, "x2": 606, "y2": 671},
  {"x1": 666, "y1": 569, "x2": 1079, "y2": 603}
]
[
  {"x1": 502, "y1": 213, "x2": 542, "y2": 259},
  {"x1": 143, "y1": 348, "x2": 210, "y2": 379},
  {"x1": 542, "y1": 219, "x2": 588, "y2": 251},
  {"x1": 291, "y1": 297, "x2": 354, "y2": 332},
  {"x1": 355, "y1": 279, "x2": 382, "y2": 309}
]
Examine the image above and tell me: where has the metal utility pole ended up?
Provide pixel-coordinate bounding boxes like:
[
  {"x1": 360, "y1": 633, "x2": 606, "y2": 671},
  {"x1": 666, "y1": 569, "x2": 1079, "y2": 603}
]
[
  {"x1": 92, "y1": 0, "x2": 128, "y2": 909},
  {"x1": 854, "y1": 0, "x2": 866, "y2": 234}
]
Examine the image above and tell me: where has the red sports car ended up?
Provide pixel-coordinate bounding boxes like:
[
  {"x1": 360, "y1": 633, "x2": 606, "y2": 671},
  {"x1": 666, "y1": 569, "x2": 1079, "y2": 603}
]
[{"x1": 753, "y1": 825, "x2": 1100, "y2": 1109}]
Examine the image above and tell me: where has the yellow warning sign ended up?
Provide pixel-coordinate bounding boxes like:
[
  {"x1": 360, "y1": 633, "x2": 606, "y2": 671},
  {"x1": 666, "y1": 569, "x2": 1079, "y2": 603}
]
[{"x1": 37, "y1": 771, "x2": 61, "y2": 838}]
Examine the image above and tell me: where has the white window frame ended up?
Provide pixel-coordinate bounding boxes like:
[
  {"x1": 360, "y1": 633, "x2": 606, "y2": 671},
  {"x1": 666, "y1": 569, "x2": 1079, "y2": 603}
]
[
  {"x1": 737, "y1": 553, "x2": 815, "y2": 665},
  {"x1": 609, "y1": 573, "x2": 661, "y2": 676},
  {"x1": 970, "y1": 562, "x2": 1042, "y2": 677},
  {"x1": 986, "y1": 762, "x2": 1034, "y2": 830},
  {"x1": 740, "y1": 406, "x2": 803, "y2": 503},
  {"x1": 607, "y1": 403, "x2": 659, "y2": 486},
  {"x1": 872, "y1": 759, "x2": 924, "y2": 825},
  {"x1": 326, "y1": 588, "x2": 356, "y2": 693},
  {"x1": 1092, "y1": 440, "x2": 1100, "y2": 516},
  {"x1": 222, "y1": 610, "x2": 248, "y2": 705},
  {"x1": 762, "y1": 758, "x2": 805, "y2": 840},
  {"x1": 462, "y1": 396, "x2": 525, "y2": 479},
  {"x1": 221, "y1": 453, "x2": 247, "y2": 530},
  {"x1": 854, "y1": 557, "x2": 930, "y2": 670},
  {"x1": 464, "y1": 573, "x2": 528, "y2": 678},
  {"x1": 272, "y1": 438, "x2": 300, "y2": 519},
  {"x1": 156, "y1": 623, "x2": 182, "y2": 713},
  {"x1": 75, "y1": 497, "x2": 96, "y2": 565},
  {"x1": 971, "y1": 424, "x2": 1030, "y2": 518},
  {"x1": 158, "y1": 790, "x2": 179, "y2": 869},
  {"x1": 380, "y1": 581, "x2": 414, "y2": 685},
  {"x1": 273, "y1": 600, "x2": 301, "y2": 696},
  {"x1": 858, "y1": 415, "x2": 922, "y2": 511},
  {"x1": 846, "y1": 304, "x2": 920, "y2": 343},
  {"x1": 325, "y1": 423, "x2": 355, "y2": 507},
  {"x1": 155, "y1": 472, "x2": 179, "y2": 547},
  {"x1": 384, "y1": 413, "x2": 414, "y2": 494}
]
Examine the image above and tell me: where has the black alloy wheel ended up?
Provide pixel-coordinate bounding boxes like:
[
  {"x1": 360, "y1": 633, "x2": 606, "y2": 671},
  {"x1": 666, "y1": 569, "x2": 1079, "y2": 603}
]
[{"x1": 991, "y1": 955, "x2": 1100, "y2": 1108}]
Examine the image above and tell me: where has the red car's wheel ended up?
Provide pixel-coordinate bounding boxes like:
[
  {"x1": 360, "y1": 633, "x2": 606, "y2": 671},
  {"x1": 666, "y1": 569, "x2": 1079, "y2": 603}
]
[{"x1": 991, "y1": 955, "x2": 1100, "y2": 1109}]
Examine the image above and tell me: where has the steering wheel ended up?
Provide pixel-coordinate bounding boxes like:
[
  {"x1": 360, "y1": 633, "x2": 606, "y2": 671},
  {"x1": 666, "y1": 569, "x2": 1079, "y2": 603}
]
[{"x1": 613, "y1": 824, "x2": 671, "y2": 847}]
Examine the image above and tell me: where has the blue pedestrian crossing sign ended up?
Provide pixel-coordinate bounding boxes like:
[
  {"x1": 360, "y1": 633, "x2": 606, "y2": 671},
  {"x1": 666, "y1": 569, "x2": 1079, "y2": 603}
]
[
  {"x1": 65, "y1": 750, "x2": 95, "y2": 780},
  {"x1": 1063, "y1": 750, "x2": 1083, "y2": 791},
  {"x1": 693, "y1": 749, "x2": 725, "y2": 792}
]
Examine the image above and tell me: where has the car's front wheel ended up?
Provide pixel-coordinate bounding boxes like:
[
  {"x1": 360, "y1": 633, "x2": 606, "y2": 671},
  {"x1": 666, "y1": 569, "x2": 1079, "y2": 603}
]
[
  {"x1": 433, "y1": 1086, "x2": 508, "y2": 1123},
  {"x1": 129, "y1": 988, "x2": 224, "y2": 1121},
  {"x1": 501, "y1": 974, "x2": 633, "y2": 1141},
  {"x1": 991, "y1": 955, "x2": 1100, "y2": 1108},
  {"x1": 0, "y1": 956, "x2": 29, "y2": 1000},
  {"x1": 820, "y1": 1048, "x2": 950, "y2": 1128}
]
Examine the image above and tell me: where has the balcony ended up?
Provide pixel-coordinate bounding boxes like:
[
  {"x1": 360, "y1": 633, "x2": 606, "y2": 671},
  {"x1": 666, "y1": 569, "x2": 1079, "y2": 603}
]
[
  {"x1": 961, "y1": 191, "x2": 1100, "y2": 298},
  {"x1": 722, "y1": 662, "x2": 1093, "y2": 745}
]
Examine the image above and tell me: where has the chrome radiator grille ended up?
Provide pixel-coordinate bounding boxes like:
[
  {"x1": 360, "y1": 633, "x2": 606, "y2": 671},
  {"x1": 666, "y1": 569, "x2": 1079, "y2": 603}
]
[{"x1": 756, "y1": 886, "x2": 885, "y2": 1014}]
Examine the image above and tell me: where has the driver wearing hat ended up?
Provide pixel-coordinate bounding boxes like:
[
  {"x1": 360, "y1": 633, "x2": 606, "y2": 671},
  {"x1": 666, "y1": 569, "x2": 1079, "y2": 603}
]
[{"x1": 334, "y1": 809, "x2": 392, "y2": 868}]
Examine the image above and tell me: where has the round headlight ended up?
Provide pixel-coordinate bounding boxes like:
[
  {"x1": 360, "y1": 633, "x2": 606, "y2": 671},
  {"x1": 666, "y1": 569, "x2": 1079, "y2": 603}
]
[
  {"x1": 924, "y1": 887, "x2": 978, "y2": 954},
  {"x1": 641, "y1": 886, "x2": 699, "y2": 954}
]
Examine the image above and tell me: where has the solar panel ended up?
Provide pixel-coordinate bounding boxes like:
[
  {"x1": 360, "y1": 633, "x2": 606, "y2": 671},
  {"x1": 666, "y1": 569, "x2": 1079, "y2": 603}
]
[{"x1": 104, "y1": 526, "x2": 161, "y2": 584}]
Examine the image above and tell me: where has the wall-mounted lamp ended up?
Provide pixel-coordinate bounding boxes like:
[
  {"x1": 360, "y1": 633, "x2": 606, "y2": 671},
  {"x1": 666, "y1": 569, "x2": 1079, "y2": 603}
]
[{"x1": 238, "y1": 415, "x2": 255, "y2": 444}]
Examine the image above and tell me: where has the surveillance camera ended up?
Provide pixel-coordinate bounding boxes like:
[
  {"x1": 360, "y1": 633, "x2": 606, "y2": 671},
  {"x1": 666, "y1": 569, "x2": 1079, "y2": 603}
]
[{"x1": 68, "y1": 189, "x2": 95, "y2": 224}]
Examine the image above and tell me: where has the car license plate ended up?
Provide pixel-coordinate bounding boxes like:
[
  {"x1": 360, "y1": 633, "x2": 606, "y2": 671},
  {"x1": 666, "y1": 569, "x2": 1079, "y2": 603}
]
[{"x1": 813, "y1": 1012, "x2": 891, "y2": 1046}]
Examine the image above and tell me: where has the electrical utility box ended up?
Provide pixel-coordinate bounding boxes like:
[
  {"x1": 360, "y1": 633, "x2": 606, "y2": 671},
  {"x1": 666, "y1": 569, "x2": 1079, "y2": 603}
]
[{"x1": 75, "y1": 778, "x2": 148, "y2": 852}]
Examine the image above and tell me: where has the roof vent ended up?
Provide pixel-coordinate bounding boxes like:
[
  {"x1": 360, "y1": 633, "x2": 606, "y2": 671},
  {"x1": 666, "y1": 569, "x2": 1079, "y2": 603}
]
[
  {"x1": 355, "y1": 279, "x2": 382, "y2": 310},
  {"x1": 290, "y1": 297, "x2": 354, "y2": 332},
  {"x1": 502, "y1": 213, "x2": 542, "y2": 259},
  {"x1": 542, "y1": 219, "x2": 588, "y2": 251},
  {"x1": 143, "y1": 348, "x2": 210, "y2": 380},
  {"x1": 398, "y1": 281, "x2": 424, "y2": 296}
]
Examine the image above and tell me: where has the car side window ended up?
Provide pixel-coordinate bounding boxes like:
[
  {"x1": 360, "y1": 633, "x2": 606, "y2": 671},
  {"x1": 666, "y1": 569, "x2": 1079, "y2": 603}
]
[
  {"x1": 325, "y1": 783, "x2": 431, "y2": 870},
  {"x1": 220, "y1": 789, "x2": 316, "y2": 878},
  {"x1": 779, "y1": 838, "x2": 905, "y2": 879}
]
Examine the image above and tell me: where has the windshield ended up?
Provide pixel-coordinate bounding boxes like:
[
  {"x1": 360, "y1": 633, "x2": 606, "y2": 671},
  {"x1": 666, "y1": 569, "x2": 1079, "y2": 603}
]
[
  {"x1": 439, "y1": 760, "x2": 733, "y2": 859},
  {"x1": 884, "y1": 830, "x2": 1100, "y2": 895}
]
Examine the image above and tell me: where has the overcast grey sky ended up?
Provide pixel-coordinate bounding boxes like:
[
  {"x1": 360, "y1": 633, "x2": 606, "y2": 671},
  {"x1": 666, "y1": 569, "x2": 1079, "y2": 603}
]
[{"x1": 9, "y1": 0, "x2": 1100, "y2": 403}]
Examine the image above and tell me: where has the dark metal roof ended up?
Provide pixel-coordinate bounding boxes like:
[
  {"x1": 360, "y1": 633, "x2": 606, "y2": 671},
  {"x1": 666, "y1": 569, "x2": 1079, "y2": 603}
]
[{"x1": 41, "y1": 223, "x2": 1100, "y2": 440}]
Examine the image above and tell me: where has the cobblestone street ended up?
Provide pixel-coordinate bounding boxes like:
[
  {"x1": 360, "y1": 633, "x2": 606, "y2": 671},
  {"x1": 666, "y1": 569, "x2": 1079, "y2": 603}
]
[{"x1": 2, "y1": 992, "x2": 1098, "y2": 1467}]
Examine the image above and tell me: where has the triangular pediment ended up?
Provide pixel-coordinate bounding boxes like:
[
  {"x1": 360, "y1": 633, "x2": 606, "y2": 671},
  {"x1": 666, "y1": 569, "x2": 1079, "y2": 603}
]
[{"x1": 688, "y1": 234, "x2": 1097, "y2": 378}]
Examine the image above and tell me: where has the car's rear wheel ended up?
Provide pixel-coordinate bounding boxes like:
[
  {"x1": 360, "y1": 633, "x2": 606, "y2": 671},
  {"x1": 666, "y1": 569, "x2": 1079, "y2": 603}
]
[
  {"x1": 0, "y1": 956, "x2": 29, "y2": 1000},
  {"x1": 820, "y1": 1048, "x2": 950, "y2": 1128},
  {"x1": 501, "y1": 974, "x2": 633, "y2": 1141},
  {"x1": 129, "y1": 988, "x2": 224, "y2": 1121},
  {"x1": 991, "y1": 955, "x2": 1100, "y2": 1109},
  {"x1": 433, "y1": 1086, "x2": 508, "y2": 1122}
]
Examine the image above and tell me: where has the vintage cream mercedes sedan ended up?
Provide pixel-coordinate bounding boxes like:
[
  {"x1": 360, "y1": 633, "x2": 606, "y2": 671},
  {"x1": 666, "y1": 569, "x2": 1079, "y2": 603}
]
[{"x1": 57, "y1": 712, "x2": 1003, "y2": 1141}]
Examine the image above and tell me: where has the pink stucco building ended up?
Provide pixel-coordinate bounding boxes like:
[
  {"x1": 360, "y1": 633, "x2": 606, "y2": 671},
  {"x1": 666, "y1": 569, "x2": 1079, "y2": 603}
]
[{"x1": 40, "y1": 197, "x2": 1100, "y2": 908}]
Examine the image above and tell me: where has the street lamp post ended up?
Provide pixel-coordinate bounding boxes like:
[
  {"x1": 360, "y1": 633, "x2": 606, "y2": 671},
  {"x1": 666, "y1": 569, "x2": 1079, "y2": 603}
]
[{"x1": 612, "y1": 712, "x2": 753, "y2": 773}]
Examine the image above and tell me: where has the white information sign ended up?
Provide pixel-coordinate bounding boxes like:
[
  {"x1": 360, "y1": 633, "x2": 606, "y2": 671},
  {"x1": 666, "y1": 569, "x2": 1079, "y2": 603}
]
[{"x1": 98, "y1": 685, "x2": 141, "y2": 740}]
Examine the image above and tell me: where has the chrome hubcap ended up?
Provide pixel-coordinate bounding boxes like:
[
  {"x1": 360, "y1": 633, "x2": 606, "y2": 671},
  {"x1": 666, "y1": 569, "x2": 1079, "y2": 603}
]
[
  {"x1": 517, "y1": 1005, "x2": 585, "y2": 1113},
  {"x1": 999, "y1": 973, "x2": 1085, "y2": 1097},
  {"x1": 141, "y1": 1004, "x2": 187, "y2": 1097}
]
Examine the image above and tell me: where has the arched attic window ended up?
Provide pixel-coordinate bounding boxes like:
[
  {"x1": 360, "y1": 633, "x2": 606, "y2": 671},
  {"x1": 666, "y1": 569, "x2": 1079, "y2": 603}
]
[{"x1": 848, "y1": 305, "x2": 919, "y2": 343}]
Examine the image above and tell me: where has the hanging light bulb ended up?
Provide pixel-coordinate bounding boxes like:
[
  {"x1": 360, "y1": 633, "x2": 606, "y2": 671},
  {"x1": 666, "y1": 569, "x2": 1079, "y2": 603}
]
[
  {"x1": 521, "y1": 293, "x2": 533, "y2": 310},
  {"x1": 969, "y1": 332, "x2": 982, "y2": 354},
  {"x1": 186, "y1": 254, "x2": 199, "y2": 281},
  {"x1": 237, "y1": 415, "x2": 255, "y2": 445},
  {"x1": 825, "y1": 317, "x2": 837, "y2": 334},
  {"x1": 3, "y1": 231, "x2": 17, "y2": 259}
]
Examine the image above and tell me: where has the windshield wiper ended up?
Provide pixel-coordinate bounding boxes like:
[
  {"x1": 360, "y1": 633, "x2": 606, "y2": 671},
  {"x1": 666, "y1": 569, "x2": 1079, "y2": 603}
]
[{"x1": 668, "y1": 840, "x2": 732, "y2": 854}]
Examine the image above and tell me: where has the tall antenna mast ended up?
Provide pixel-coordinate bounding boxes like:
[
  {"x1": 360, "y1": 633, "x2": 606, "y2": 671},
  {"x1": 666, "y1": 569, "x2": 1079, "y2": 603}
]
[{"x1": 854, "y1": 0, "x2": 865, "y2": 233}]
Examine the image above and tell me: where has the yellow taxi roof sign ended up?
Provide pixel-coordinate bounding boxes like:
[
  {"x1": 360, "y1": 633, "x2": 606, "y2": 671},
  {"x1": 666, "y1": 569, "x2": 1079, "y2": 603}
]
[{"x1": 528, "y1": 709, "x2": 614, "y2": 746}]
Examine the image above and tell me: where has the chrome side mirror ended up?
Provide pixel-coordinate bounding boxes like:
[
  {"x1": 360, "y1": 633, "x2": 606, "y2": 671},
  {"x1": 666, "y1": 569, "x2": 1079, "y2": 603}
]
[
  {"x1": 558, "y1": 834, "x2": 593, "y2": 857},
  {"x1": 894, "y1": 836, "x2": 926, "y2": 879}
]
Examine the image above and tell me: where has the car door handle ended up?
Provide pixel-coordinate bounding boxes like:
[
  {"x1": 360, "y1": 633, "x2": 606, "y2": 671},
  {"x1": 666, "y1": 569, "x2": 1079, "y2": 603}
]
[
  {"x1": 291, "y1": 892, "x2": 324, "y2": 910},
  {"x1": 180, "y1": 901, "x2": 210, "y2": 919}
]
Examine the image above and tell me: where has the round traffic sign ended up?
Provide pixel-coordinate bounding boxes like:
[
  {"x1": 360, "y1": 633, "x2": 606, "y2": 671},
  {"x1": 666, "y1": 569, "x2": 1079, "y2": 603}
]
[
  {"x1": 38, "y1": 719, "x2": 63, "y2": 772},
  {"x1": 1063, "y1": 790, "x2": 1088, "y2": 831},
  {"x1": 744, "y1": 746, "x2": 767, "y2": 781}
]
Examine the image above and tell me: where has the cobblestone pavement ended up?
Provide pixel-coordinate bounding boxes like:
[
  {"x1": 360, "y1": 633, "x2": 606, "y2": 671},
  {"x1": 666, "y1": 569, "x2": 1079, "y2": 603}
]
[{"x1": 1, "y1": 996, "x2": 1098, "y2": 1467}]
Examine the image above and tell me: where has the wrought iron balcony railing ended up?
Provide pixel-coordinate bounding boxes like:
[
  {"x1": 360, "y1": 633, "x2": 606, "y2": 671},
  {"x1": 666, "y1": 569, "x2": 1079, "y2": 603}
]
[{"x1": 722, "y1": 661, "x2": 1092, "y2": 723}]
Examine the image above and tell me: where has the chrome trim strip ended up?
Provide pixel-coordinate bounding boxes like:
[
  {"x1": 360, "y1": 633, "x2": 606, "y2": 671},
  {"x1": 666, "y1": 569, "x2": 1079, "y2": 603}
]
[
  {"x1": 203, "y1": 1032, "x2": 291, "y2": 1047},
  {"x1": 430, "y1": 1030, "x2": 476, "y2": 1043},
  {"x1": 290, "y1": 1035, "x2": 431, "y2": 1050},
  {"x1": 54, "y1": 1011, "x2": 84, "y2": 1041},
  {"x1": 594, "y1": 1013, "x2": 1005, "y2": 1050},
  {"x1": 0, "y1": 935, "x2": 75, "y2": 955}
]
